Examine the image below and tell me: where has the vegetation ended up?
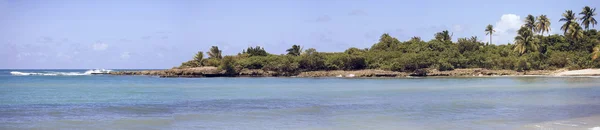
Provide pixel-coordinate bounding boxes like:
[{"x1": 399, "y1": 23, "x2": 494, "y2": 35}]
[
  {"x1": 178, "y1": 6, "x2": 600, "y2": 75},
  {"x1": 286, "y1": 45, "x2": 302, "y2": 56},
  {"x1": 485, "y1": 24, "x2": 495, "y2": 44},
  {"x1": 580, "y1": 6, "x2": 598, "y2": 30}
]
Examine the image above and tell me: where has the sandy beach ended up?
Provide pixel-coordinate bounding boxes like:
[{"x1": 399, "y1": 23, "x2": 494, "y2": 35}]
[{"x1": 552, "y1": 69, "x2": 600, "y2": 76}]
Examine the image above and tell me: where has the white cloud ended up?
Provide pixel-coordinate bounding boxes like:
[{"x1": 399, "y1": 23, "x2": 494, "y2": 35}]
[
  {"x1": 56, "y1": 52, "x2": 73, "y2": 60},
  {"x1": 120, "y1": 52, "x2": 131, "y2": 59},
  {"x1": 92, "y1": 43, "x2": 108, "y2": 51},
  {"x1": 547, "y1": 27, "x2": 557, "y2": 35},
  {"x1": 453, "y1": 24, "x2": 465, "y2": 33},
  {"x1": 488, "y1": 14, "x2": 523, "y2": 44}
]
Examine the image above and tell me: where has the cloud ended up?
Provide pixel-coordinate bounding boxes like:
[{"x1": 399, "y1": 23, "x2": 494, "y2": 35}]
[
  {"x1": 120, "y1": 52, "x2": 131, "y2": 59},
  {"x1": 16, "y1": 52, "x2": 47, "y2": 61},
  {"x1": 315, "y1": 15, "x2": 331, "y2": 22},
  {"x1": 452, "y1": 25, "x2": 465, "y2": 33},
  {"x1": 120, "y1": 38, "x2": 131, "y2": 42},
  {"x1": 56, "y1": 52, "x2": 73, "y2": 60},
  {"x1": 92, "y1": 43, "x2": 108, "y2": 51},
  {"x1": 348, "y1": 9, "x2": 367, "y2": 16},
  {"x1": 489, "y1": 14, "x2": 523, "y2": 44},
  {"x1": 37, "y1": 37, "x2": 53, "y2": 43},
  {"x1": 141, "y1": 36, "x2": 152, "y2": 40}
]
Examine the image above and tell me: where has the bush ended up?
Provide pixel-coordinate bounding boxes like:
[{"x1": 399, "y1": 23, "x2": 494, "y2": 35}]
[
  {"x1": 298, "y1": 53, "x2": 326, "y2": 71},
  {"x1": 202, "y1": 58, "x2": 221, "y2": 67},
  {"x1": 263, "y1": 55, "x2": 299, "y2": 74},
  {"x1": 219, "y1": 56, "x2": 237, "y2": 75}
]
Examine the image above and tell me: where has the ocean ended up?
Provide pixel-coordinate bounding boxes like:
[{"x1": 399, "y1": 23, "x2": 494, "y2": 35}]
[{"x1": 1, "y1": 69, "x2": 600, "y2": 130}]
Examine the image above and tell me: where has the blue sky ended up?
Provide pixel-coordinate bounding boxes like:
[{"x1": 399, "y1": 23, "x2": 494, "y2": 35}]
[{"x1": 0, "y1": 0, "x2": 598, "y2": 69}]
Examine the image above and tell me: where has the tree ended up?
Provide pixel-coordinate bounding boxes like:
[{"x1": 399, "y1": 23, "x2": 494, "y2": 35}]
[
  {"x1": 434, "y1": 30, "x2": 452, "y2": 42},
  {"x1": 485, "y1": 24, "x2": 495, "y2": 44},
  {"x1": 593, "y1": 44, "x2": 600, "y2": 61},
  {"x1": 299, "y1": 48, "x2": 325, "y2": 71},
  {"x1": 286, "y1": 45, "x2": 302, "y2": 56},
  {"x1": 194, "y1": 51, "x2": 204, "y2": 66},
  {"x1": 371, "y1": 33, "x2": 401, "y2": 51},
  {"x1": 410, "y1": 36, "x2": 422, "y2": 42},
  {"x1": 304, "y1": 48, "x2": 317, "y2": 55},
  {"x1": 219, "y1": 56, "x2": 237, "y2": 75},
  {"x1": 208, "y1": 46, "x2": 222, "y2": 59},
  {"x1": 560, "y1": 10, "x2": 577, "y2": 35},
  {"x1": 525, "y1": 14, "x2": 537, "y2": 32},
  {"x1": 245, "y1": 46, "x2": 269, "y2": 56},
  {"x1": 514, "y1": 26, "x2": 538, "y2": 54},
  {"x1": 567, "y1": 22, "x2": 585, "y2": 40},
  {"x1": 536, "y1": 15, "x2": 552, "y2": 35},
  {"x1": 579, "y1": 6, "x2": 598, "y2": 30}
]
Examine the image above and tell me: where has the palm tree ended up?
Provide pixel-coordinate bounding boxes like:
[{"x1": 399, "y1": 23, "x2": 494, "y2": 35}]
[
  {"x1": 525, "y1": 14, "x2": 537, "y2": 32},
  {"x1": 194, "y1": 51, "x2": 204, "y2": 66},
  {"x1": 435, "y1": 30, "x2": 452, "y2": 42},
  {"x1": 485, "y1": 24, "x2": 495, "y2": 44},
  {"x1": 593, "y1": 44, "x2": 600, "y2": 61},
  {"x1": 560, "y1": 10, "x2": 577, "y2": 35},
  {"x1": 208, "y1": 46, "x2": 222, "y2": 59},
  {"x1": 567, "y1": 22, "x2": 584, "y2": 40},
  {"x1": 286, "y1": 45, "x2": 302, "y2": 56},
  {"x1": 579, "y1": 6, "x2": 598, "y2": 30},
  {"x1": 535, "y1": 15, "x2": 551, "y2": 36},
  {"x1": 514, "y1": 26, "x2": 538, "y2": 54}
]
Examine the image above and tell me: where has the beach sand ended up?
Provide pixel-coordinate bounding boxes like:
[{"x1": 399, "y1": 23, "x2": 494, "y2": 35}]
[{"x1": 553, "y1": 69, "x2": 600, "y2": 76}]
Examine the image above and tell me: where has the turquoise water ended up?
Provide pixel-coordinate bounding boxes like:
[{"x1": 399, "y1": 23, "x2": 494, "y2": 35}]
[{"x1": 2, "y1": 70, "x2": 600, "y2": 129}]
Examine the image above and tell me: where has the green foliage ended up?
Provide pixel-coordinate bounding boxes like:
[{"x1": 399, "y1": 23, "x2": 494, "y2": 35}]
[
  {"x1": 536, "y1": 15, "x2": 552, "y2": 35},
  {"x1": 525, "y1": 14, "x2": 537, "y2": 32},
  {"x1": 193, "y1": 51, "x2": 204, "y2": 66},
  {"x1": 286, "y1": 45, "x2": 302, "y2": 56},
  {"x1": 202, "y1": 58, "x2": 221, "y2": 67},
  {"x1": 245, "y1": 46, "x2": 269, "y2": 57},
  {"x1": 208, "y1": 46, "x2": 222, "y2": 59},
  {"x1": 219, "y1": 56, "x2": 237, "y2": 75},
  {"x1": 179, "y1": 60, "x2": 197, "y2": 68},
  {"x1": 434, "y1": 30, "x2": 452, "y2": 42},
  {"x1": 298, "y1": 50, "x2": 326, "y2": 71},
  {"x1": 371, "y1": 33, "x2": 401, "y2": 51},
  {"x1": 178, "y1": 6, "x2": 600, "y2": 75},
  {"x1": 262, "y1": 55, "x2": 299, "y2": 75},
  {"x1": 560, "y1": 10, "x2": 577, "y2": 35},
  {"x1": 514, "y1": 26, "x2": 539, "y2": 54},
  {"x1": 485, "y1": 24, "x2": 495, "y2": 45},
  {"x1": 579, "y1": 6, "x2": 597, "y2": 30}
]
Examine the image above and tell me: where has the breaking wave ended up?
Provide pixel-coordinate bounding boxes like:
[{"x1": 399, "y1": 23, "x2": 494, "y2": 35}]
[{"x1": 10, "y1": 69, "x2": 112, "y2": 76}]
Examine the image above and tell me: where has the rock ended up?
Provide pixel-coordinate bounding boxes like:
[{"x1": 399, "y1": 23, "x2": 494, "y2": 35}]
[
  {"x1": 410, "y1": 69, "x2": 428, "y2": 76},
  {"x1": 346, "y1": 74, "x2": 355, "y2": 77}
]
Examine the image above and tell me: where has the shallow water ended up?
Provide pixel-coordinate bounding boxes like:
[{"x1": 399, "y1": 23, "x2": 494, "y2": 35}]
[{"x1": 1, "y1": 69, "x2": 600, "y2": 129}]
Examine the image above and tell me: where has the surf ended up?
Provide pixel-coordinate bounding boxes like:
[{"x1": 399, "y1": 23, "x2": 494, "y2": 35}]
[{"x1": 10, "y1": 69, "x2": 112, "y2": 76}]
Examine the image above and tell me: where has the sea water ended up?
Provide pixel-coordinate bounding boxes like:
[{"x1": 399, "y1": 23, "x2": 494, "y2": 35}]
[{"x1": 1, "y1": 69, "x2": 600, "y2": 130}]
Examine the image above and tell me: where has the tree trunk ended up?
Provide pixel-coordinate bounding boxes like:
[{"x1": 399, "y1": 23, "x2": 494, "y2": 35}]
[{"x1": 490, "y1": 35, "x2": 492, "y2": 45}]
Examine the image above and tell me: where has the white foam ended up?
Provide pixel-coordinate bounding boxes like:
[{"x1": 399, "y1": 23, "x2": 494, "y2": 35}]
[
  {"x1": 590, "y1": 127, "x2": 600, "y2": 130},
  {"x1": 84, "y1": 69, "x2": 112, "y2": 74},
  {"x1": 10, "y1": 69, "x2": 112, "y2": 76}
]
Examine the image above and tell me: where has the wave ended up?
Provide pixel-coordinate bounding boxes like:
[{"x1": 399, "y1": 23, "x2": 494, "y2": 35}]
[{"x1": 10, "y1": 69, "x2": 112, "y2": 76}]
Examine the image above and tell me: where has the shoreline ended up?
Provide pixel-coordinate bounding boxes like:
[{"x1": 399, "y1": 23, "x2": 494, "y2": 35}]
[{"x1": 107, "y1": 67, "x2": 600, "y2": 78}]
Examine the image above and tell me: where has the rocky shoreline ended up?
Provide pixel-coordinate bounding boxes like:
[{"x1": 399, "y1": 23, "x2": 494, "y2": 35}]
[{"x1": 109, "y1": 67, "x2": 570, "y2": 78}]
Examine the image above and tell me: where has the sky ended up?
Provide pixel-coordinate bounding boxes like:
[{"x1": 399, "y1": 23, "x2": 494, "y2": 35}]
[{"x1": 0, "y1": 0, "x2": 598, "y2": 69}]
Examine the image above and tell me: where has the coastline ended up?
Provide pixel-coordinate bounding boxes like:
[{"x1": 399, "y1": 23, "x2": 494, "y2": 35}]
[{"x1": 107, "y1": 67, "x2": 600, "y2": 78}]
